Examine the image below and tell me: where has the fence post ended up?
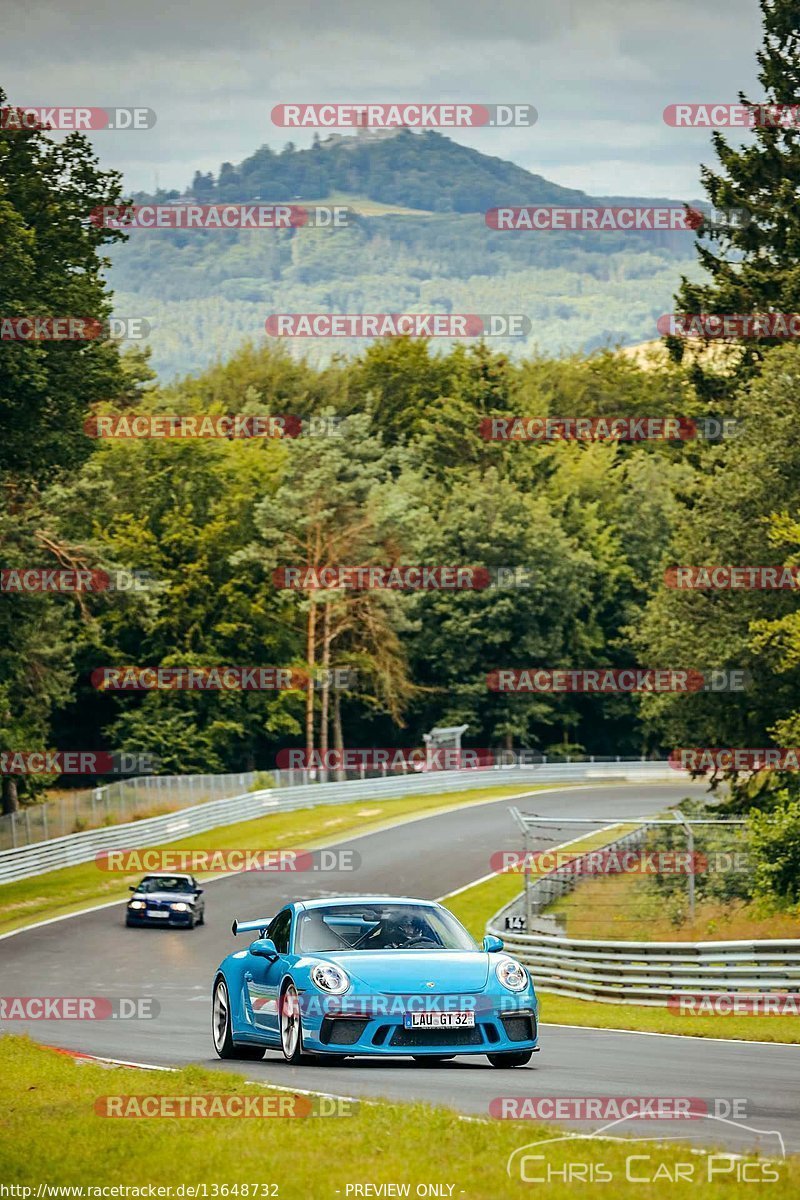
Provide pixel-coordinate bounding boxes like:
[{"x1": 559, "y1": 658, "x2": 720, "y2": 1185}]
[
  {"x1": 675, "y1": 811, "x2": 695, "y2": 923},
  {"x1": 524, "y1": 825, "x2": 533, "y2": 932}
]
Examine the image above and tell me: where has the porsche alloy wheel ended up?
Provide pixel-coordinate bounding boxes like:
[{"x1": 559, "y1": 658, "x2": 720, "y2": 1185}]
[
  {"x1": 280, "y1": 981, "x2": 304, "y2": 1063},
  {"x1": 212, "y1": 977, "x2": 264, "y2": 1060}
]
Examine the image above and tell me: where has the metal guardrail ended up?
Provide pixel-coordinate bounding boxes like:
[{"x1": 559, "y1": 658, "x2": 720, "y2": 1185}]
[
  {"x1": 0, "y1": 771, "x2": 266, "y2": 851},
  {"x1": 0, "y1": 754, "x2": 665, "y2": 851},
  {"x1": 488, "y1": 828, "x2": 800, "y2": 1005},
  {"x1": 0, "y1": 759, "x2": 674, "y2": 885}
]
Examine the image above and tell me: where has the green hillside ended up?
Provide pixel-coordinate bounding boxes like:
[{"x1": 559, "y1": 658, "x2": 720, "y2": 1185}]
[{"x1": 110, "y1": 131, "x2": 703, "y2": 379}]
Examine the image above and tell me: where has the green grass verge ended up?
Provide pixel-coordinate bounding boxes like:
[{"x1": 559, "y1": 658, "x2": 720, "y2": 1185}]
[
  {"x1": 445, "y1": 829, "x2": 800, "y2": 1045},
  {"x1": 0, "y1": 1037, "x2": 793, "y2": 1198},
  {"x1": 539, "y1": 992, "x2": 800, "y2": 1042},
  {"x1": 548, "y1": 869, "x2": 800, "y2": 941},
  {"x1": 0, "y1": 783, "x2": 549, "y2": 938}
]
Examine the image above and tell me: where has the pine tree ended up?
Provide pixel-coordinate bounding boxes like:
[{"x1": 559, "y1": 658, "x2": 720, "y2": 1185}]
[{"x1": 669, "y1": 0, "x2": 800, "y2": 384}]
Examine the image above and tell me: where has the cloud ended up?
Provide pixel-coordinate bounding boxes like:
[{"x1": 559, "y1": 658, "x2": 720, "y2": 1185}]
[{"x1": 1, "y1": 0, "x2": 763, "y2": 197}]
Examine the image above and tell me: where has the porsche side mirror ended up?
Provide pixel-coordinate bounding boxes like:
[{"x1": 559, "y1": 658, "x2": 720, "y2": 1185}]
[
  {"x1": 250, "y1": 938, "x2": 279, "y2": 961},
  {"x1": 482, "y1": 934, "x2": 504, "y2": 953}
]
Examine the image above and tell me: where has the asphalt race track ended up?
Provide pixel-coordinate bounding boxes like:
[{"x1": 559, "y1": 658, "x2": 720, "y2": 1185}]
[{"x1": 2, "y1": 782, "x2": 799, "y2": 1156}]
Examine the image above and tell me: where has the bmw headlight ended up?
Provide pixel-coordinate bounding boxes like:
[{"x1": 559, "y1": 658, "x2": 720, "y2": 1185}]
[
  {"x1": 311, "y1": 963, "x2": 350, "y2": 994},
  {"x1": 496, "y1": 958, "x2": 528, "y2": 992},
  {"x1": 128, "y1": 900, "x2": 146, "y2": 910},
  {"x1": 171, "y1": 902, "x2": 190, "y2": 912}
]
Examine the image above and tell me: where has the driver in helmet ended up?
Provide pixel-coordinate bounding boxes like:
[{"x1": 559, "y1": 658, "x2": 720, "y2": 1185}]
[{"x1": 391, "y1": 912, "x2": 426, "y2": 947}]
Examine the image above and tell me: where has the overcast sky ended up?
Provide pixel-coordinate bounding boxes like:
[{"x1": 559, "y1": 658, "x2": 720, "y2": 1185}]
[{"x1": 3, "y1": 0, "x2": 763, "y2": 199}]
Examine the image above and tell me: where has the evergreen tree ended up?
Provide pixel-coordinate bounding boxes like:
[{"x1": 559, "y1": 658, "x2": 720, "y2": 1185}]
[{"x1": 669, "y1": 0, "x2": 800, "y2": 389}]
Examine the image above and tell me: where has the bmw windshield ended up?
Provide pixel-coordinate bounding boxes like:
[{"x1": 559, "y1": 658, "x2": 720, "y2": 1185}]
[
  {"x1": 136, "y1": 876, "x2": 195, "y2": 894},
  {"x1": 296, "y1": 903, "x2": 477, "y2": 953}
]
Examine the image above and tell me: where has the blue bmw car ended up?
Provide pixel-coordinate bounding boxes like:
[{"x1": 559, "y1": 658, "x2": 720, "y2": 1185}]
[
  {"x1": 212, "y1": 896, "x2": 538, "y2": 1067},
  {"x1": 125, "y1": 873, "x2": 205, "y2": 928}
]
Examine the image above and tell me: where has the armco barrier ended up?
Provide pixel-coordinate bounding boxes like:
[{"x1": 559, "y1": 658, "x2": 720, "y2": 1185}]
[
  {"x1": 488, "y1": 831, "x2": 800, "y2": 1005},
  {"x1": 0, "y1": 760, "x2": 673, "y2": 885}
]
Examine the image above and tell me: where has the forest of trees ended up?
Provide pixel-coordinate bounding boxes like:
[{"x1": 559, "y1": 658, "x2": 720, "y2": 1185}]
[
  {"x1": 5, "y1": 325, "x2": 800, "y2": 808},
  {"x1": 184, "y1": 128, "x2": 589, "y2": 214}
]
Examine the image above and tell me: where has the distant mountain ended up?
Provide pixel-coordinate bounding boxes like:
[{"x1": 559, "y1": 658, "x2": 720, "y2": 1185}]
[
  {"x1": 184, "y1": 128, "x2": 590, "y2": 213},
  {"x1": 111, "y1": 132, "x2": 702, "y2": 380}
]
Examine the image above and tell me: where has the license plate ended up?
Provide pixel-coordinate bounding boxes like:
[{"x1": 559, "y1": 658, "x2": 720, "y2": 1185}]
[
  {"x1": 403, "y1": 1011, "x2": 475, "y2": 1028},
  {"x1": 147, "y1": 910, "x2": 170, "y2": 918}
]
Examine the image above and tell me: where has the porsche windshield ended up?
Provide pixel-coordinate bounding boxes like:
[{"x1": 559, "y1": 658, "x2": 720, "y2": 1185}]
[{"x1": 295, "y1": 903, "x2": 477, "y2": 953}]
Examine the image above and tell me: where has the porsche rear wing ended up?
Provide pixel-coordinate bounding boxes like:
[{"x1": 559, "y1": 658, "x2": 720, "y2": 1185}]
[{"x1": 231, "y1": 917, "x2": 272, "y2": 937}]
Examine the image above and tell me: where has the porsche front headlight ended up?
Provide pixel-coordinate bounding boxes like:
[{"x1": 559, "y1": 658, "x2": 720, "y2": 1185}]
[
  {"x1": 171, "y1": 902, "x2": 190, "y2": 912},
  {"x1": 311, "y1": 963, "x2": 350, "y2": 994},
  {"x1": 128, "y1": 900, "x2": 146, "y2": 910},
  {"x1": 496, "y1": 958, "x2": 528, "y2": 992}
]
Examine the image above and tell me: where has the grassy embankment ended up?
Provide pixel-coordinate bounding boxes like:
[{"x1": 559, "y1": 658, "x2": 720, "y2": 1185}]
[{"x1": 0, "y1": 1037, "x2": 793, "y2": 1198}]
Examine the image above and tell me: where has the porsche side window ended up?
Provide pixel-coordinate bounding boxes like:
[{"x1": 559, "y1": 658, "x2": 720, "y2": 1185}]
[{"x1": 267, "y1": 909, "x2": 292, "y2": 954}]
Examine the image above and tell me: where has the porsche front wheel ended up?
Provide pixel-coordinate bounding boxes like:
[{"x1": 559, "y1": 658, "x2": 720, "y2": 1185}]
[{"x1": 280, "y1": 981, "x2": 305, "y2": 1064}]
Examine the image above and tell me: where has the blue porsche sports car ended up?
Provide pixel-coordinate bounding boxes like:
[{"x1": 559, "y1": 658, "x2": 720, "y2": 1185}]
[{"x1": 212, "y1": 896, "x2": 538, "y2": 1066}]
